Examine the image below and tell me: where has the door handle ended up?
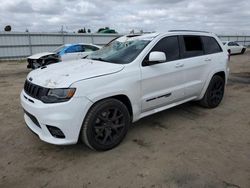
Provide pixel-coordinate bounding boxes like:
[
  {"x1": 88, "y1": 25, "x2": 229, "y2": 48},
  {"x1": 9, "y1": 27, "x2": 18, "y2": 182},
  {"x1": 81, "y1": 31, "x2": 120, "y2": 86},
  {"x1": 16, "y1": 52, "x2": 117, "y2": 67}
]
[
  {"x1": 175, "y1": 63, "x2": 184, "y2": 68},
  {"x1": 205, "y1": 58, "x2": 211, "y2": 62}
]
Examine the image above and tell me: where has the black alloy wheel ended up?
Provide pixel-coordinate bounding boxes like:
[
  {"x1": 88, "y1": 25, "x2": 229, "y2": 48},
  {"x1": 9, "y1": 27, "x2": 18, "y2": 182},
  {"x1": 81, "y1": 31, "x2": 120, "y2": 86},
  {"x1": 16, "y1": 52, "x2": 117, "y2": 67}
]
[
  {"x1": 199, "y1": 75, "x2": 225, "y2": 108},
  {"x1": 81, "y1": 98, "x2": 130, "y2": 151}
]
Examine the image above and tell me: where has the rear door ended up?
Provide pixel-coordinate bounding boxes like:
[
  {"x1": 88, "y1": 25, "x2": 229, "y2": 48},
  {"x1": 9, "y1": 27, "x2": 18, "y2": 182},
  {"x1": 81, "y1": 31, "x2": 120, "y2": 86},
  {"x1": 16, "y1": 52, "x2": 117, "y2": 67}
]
[
  {"x1": 178, "y1": 35, "x2": 208, "y2": 98},
  {"x1": 179, "y1": 35, "x2": 223, "y2": 98},
  {"x1": 141, "y1": 36, "x2": 186, "y2": 112}
]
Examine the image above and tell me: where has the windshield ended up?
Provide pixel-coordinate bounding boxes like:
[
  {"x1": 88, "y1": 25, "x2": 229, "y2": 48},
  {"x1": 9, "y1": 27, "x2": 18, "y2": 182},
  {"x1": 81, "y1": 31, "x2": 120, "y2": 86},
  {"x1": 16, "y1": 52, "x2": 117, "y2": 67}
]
[
  {"x1": 86, "y1": 38, "x2": 151, "y2": 64},
  {"x1": 53, "y1": 45, "x2": 66, "y2": 54}
]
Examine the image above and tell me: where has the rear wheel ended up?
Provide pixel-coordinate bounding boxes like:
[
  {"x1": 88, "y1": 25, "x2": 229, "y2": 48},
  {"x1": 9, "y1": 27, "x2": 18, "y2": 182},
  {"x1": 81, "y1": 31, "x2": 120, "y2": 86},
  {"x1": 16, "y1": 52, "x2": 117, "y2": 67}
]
[
  {"x1": 81, "y1": 98, "x2": 130, "y2": 151},
  {"x1": 199, "y1": 75, "x2": 225, "y2": 108}
]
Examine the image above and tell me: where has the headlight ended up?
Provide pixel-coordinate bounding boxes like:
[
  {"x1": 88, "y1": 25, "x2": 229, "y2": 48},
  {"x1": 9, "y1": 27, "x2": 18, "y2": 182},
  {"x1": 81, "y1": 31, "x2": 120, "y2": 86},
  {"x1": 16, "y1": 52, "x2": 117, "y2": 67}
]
[{"x1": 41, "y1": 88, "x2": 76, "y2": 103}]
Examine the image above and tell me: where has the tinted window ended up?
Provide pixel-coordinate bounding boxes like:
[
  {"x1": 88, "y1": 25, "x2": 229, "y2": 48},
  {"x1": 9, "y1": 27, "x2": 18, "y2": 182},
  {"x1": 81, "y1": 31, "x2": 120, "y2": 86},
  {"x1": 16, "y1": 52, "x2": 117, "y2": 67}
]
[
  {"x1": 65, "y1": 45, "x2": 83, "y2": 53},
  {"x1": 228, "y1": 42, "x2": 235, "y2": 46},
  {"x1": 84, "y1": 45, "x2": 99, "y2": 52},
  {"x1": 144, "y1": 36, "x2": 180, "y2": 64},
  {"x1": 202, "y1": 36, "x2": 222, "y2": 54},
  {"x1": 234, "y1": 42, "x2": 239, "y2": 46},
  {"x1": 181, "y1": 36, "x2": 204, "y2": 58}
]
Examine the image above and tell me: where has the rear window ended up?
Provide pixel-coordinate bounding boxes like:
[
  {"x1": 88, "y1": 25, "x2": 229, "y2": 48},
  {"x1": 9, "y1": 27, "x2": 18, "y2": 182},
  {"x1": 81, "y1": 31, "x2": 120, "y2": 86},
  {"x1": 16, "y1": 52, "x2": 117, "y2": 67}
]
[
  {"x1": 202, "y1": 36, "x2": 222, "y2": 54},
  {"x1": 84, "y1": 45, "x2": 99, "y2": 52},
  {"x1": 181, "y1": 36, "x2": 204, "y2": 58}
]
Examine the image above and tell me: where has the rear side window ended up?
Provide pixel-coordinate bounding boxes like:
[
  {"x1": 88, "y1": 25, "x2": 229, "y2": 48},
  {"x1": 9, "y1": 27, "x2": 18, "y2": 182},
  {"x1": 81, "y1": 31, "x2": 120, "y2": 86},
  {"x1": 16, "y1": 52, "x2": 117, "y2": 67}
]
[
  {"x1": 84, "y1": 45, "x2": 99, "y2": 52},
  {"x1": 228, "y1": 42, "x2": 239, "y2": 46},
  {"x1": 146, "y1": 36, "x2": 180, "y2": 63},
  {"x1": 181, "y1": 36, "x2": 204, "y2": 58},
  {"x1": 65, "y1": 45, "x2": 84, "y2": 53},
  {"x1": 202, "y1": 36, "x2": 222, "y2": 54}
]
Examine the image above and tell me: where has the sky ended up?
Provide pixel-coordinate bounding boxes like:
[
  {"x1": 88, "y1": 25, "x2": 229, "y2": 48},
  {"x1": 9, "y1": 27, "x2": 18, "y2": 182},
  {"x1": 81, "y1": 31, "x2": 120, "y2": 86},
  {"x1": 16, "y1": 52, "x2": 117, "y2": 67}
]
[{"x1": 0, "y1": 0, "x2": 250, "y2": 34}]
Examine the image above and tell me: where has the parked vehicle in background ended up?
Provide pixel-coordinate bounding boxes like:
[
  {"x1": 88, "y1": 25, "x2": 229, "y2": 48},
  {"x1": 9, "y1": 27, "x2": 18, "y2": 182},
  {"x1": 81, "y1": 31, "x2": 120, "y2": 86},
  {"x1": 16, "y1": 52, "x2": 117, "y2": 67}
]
[
  {"x1": 27, "y1": 43, "x2": 101, "y2": 69},
  {"x1": 223, "y1": 41, "x2": 246, "y2": 55},
  {"x1": 21, "y1": 31, "x2": 229, "y2": 151}
]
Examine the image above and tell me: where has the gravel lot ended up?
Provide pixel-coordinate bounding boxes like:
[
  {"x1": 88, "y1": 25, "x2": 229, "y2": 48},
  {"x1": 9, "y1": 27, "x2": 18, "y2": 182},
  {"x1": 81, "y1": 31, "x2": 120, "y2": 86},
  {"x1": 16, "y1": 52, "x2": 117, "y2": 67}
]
[{"x1": 0, "y1": 51, "x2": 250, "y2": 188}]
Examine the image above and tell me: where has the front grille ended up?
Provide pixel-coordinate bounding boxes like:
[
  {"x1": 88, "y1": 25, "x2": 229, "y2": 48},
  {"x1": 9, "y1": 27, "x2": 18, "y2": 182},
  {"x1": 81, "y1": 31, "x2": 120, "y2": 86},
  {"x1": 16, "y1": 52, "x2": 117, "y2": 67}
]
[{"x1": 24, "y1": 80, "x2": 49, "y2": 100}]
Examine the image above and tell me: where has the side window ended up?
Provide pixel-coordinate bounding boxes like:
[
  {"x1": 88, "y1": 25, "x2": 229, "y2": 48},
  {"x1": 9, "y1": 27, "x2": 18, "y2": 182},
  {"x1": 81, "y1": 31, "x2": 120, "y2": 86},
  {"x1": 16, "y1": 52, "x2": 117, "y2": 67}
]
[
  {"x1": 202, "y1": 36, "x2": 222, "y2": 54},
  {"x1": 233, "y1": 42, "x2": 239, "y2": 46},
  {"x1": 65, "y1": 45, "x2": 83, "y2": 53},
  {"x1": 144, "y1": 36, "x2": 180, "y2": 64},
  {"x1": 180, "y1": 35, "x2": 204, "y2": 58},
  {"x1": 228, "y1": 42, "x2": 234, "y2": 46},
  {"x1": 84, "y1": 45, "x2": 99, "y2": 52}
]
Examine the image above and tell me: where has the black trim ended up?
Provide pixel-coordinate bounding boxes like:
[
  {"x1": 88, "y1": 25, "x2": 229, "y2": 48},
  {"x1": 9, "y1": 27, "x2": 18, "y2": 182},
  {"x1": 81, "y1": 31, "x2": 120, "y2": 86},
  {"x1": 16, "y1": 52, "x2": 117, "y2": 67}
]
[
  {"x1": 169, "y1": 30, "x2": 210, "y2": 33},
  {"x1": 146, "y1": 93, "x2": 171, "y2": 102},
  {"x1": 46, "y1": 125, "x2": 65, "y2": 139},
  {"x1": 24, "y1": 109, "x2": 41, "y2": 128},
  {"x1": 24, "y1": 80, "x2": 49, "y2": 101}
]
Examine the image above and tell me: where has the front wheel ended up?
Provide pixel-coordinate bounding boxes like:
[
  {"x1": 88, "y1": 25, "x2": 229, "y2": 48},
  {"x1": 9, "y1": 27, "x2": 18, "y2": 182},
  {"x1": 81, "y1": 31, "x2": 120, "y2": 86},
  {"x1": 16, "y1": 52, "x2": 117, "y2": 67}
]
[
  {"x1": 81, "y1": 98, "x2": 131, "y2": 151},
  {"x1": 199, "y1": 75, "x2": 225, "y2": 108}
]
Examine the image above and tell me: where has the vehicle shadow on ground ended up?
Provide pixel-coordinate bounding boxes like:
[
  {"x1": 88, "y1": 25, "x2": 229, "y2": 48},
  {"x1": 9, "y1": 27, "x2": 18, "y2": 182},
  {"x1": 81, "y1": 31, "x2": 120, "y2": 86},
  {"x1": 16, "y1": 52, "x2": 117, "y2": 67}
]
[{"x1": 44, "y1": 101, "x2": 204, "y2": 155}]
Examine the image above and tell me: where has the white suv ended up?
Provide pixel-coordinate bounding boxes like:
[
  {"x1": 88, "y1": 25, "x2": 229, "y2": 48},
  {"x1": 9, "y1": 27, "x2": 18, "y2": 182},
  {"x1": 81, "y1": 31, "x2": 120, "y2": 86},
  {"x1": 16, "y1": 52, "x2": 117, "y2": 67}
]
[{"x1": 20, "y1": 31, "x2": 229, "y2": 151}]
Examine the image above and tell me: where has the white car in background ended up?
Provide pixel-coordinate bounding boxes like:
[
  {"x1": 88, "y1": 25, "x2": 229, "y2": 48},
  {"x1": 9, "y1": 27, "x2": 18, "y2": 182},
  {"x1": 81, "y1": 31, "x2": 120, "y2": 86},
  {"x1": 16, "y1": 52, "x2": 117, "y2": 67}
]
[
  {"x1": 223, "y1": 41, "x2": 246, "y2": 55},
  {"x1": 27, "y1": 43, "x2": 101, "y2": 69}
]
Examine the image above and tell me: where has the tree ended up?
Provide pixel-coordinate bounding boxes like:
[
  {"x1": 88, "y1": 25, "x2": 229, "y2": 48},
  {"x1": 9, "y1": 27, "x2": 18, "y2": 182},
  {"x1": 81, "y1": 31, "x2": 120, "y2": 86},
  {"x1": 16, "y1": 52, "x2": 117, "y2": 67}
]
[
  {"x1": 97, "y1": 28, "x2": 105, "y2": 33},
  {"x1": 83, "y1": 27, "x2": 86, "y2": 33},
  {"x1": 78, "y1": 29, "x2": 84, "y2": 33},
  {"x1": 4, "y1": 25, "x2": 11, "y2": 32},
  {"x1": 97, "y1": 27, "x2": 118, "y2": 34},
  {"x1": 87, "y1": 29, "x2": 91, "y2": 33}
]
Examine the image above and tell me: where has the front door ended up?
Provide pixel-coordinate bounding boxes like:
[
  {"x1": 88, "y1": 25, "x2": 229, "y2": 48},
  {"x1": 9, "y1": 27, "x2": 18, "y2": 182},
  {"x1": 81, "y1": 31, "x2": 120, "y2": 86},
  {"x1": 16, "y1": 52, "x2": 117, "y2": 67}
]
[{"x1": 141, "y1": 36, "x2": 185, "y2": 112}]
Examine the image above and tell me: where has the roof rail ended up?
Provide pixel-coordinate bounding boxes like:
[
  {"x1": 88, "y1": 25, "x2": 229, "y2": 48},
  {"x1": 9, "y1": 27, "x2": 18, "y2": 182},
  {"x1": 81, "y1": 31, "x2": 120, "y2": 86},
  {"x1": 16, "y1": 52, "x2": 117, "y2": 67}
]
[{"x1": 168, "y1": 30, "x2": 210, "y2": 33}]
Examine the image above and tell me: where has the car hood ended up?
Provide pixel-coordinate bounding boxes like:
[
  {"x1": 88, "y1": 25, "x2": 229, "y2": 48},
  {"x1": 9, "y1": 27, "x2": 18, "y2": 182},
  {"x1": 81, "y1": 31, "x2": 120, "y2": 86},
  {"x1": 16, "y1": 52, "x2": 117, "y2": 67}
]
[
  {"x1": 27, "y1": 52, "x2": 56, "y2": 59},
  {"x1": 27, "y1": 59, "x2": 124, "y2": 88}
]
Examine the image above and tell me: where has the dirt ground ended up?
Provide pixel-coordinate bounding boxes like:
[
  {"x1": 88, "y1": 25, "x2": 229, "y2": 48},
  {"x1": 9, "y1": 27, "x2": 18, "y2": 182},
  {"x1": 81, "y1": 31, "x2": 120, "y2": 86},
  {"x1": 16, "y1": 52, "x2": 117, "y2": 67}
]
[{"x1": 0, "y1": 51, "x2": 250, "y2": 188}]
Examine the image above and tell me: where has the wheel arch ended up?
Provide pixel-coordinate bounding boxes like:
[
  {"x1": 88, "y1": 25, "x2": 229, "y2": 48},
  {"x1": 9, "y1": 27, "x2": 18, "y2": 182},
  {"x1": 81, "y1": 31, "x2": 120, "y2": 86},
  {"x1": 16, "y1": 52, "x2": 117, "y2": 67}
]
[
  {"x1": 198, "y1": 70, "x2": 226, "y2": 100},
  {"x1": 87, "y1": 94, "x2": 134, "y2": 120}
]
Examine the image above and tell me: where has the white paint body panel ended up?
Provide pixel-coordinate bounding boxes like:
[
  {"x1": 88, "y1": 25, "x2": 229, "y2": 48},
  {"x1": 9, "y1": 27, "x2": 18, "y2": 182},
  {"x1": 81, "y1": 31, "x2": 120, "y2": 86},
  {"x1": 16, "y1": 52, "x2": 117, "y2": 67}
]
[
  {"x1": 27, "y1": 52, "x2": 55, "y2": 59},
  {"x1": 21, "y1": 32, "x2": 228, "y2": 145}
]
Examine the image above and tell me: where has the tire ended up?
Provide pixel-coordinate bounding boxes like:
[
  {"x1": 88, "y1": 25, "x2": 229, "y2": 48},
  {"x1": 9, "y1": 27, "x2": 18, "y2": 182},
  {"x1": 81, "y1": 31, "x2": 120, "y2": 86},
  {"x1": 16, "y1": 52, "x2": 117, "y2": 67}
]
[
  {"x1": 241, "y1": 48, "x2": 246, "y2": 54},
  {"x1": 199, "y1": 75, "x2": 225, "y2": 108},
  {"x1": 81, "y1": 98, "x2": 131, "y2": 151}
]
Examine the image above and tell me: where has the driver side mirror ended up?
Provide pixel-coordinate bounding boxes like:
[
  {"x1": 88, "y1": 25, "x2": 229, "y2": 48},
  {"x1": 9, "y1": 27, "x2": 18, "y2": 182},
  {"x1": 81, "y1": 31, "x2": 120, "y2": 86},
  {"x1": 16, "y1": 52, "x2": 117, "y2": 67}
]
[{"x1": 148, "y1": 51, "x2": 166, "y2": 64}]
